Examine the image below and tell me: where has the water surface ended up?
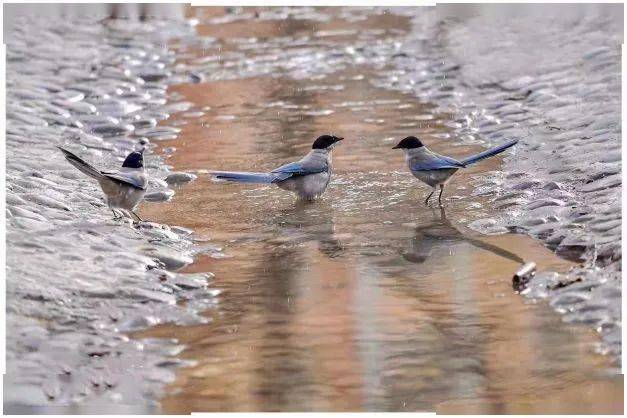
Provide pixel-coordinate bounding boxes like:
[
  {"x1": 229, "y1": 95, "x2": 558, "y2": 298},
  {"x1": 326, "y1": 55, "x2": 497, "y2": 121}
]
[{"x1": 139, "y1": 71, "x2": 622, "y2": 413}]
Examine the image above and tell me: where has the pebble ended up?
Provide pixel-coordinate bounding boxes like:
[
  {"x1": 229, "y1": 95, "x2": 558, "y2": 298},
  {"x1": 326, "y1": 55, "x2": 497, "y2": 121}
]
[
  {"x1": 118, "y1": 315, "x2": 160, "y2": 332},
  {"x1": 170, "y1": 226, "x2": 194, "y2": 236},
  {"x1": 511, "y1": 180, "x2": 542, "y2": 190},
  {"x1": 22, "y1": 193, "x2": 71, "y2": 211},
  {"x1": 144, "y1": 189, "x2": 175, "y2": 202},
  {"x1": 135, "y1": 126, "x2": 180, "y2": 140},
  {"x1": 148, "y1": 249, "x2": 193, "y2": 270},
  {"x1": 164, "y1": 172, "x2": 197, "y2": 185},
  {"x1": 172, "y1": 276, "x2": 207, "y2": 290},
  {"x1": 10, "y1": 206, "x2": 48, "y2": 222},
  {"x1": 467, "y1": 218, "x2": 509, "y2": 235},
  {"x1": 525, "y1": 198, "x2": 565, "y2": 211},
  {"x1": 122, "y1": 288, "x2": 176, "y2": 305}
]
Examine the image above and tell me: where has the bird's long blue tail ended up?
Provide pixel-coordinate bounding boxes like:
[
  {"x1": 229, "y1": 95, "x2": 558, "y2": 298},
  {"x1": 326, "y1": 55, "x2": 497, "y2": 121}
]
[
  {"x1": 460, "y1": 139, "x2": 519, "y2": 166},
  {"x1": 212, "y1": 171, "x2": 275, "y2": 184}
]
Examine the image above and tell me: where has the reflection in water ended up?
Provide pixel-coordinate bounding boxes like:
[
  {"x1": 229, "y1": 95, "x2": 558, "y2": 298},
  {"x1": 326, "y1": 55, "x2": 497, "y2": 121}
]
[
  {"x1": 138, "y1": 7, "x2": 623, "y2": 414},
  {"x1": 268, "y1": 201, "x2": 345, "y2": 258},
  {"x1": 403, "y1": 206, "x2": 523, "y2": 265}
]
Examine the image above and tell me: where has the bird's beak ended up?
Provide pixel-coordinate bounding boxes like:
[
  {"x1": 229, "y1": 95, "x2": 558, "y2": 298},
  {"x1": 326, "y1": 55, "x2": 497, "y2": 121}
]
[
  {"x1": 335, "y1": 137, "x2": 344, "y2": 142},
  {"x1": 392, "y1": 144, "x2": 400, "y2": 149}
]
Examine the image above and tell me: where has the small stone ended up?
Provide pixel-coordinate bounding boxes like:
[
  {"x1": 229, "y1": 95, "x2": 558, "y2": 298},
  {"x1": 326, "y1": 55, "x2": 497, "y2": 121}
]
[
  {"x1": 144, "y1": 190, "x2": 175, "y2": 202},
  {"x1": 148, "y1": 249, "x2": 193, "y2": 270},
  {"x1": 165, "y1": 172, "x2": 197, "y2": 185},
  {"x1": 525, "y1": 198, "x2": 565, "y2": 211},
  {"x1": 511, "y1": 180, "x2": 542, "y2": 190}
]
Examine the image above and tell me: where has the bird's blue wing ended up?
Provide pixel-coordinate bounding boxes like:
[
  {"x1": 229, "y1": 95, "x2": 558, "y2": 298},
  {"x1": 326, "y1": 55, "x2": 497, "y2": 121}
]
[
  {"x1": 410, "y1": 153, "x2": 465, "y2": 171},
  {"x1": 270, "y1": 160, "x2": 327, "y2": 182}
]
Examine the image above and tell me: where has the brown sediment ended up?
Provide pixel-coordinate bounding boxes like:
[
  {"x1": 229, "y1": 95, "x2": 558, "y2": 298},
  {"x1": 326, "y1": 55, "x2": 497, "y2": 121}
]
[{"x1": 136, "y1": 7, "x2": 623, "y2": 414}]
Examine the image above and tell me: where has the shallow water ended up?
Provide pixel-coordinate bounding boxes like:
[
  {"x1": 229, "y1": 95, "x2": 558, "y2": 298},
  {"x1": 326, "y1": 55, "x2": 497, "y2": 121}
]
[{"x1": 137, "y1": 10, "x2": 623, "y2": 410}]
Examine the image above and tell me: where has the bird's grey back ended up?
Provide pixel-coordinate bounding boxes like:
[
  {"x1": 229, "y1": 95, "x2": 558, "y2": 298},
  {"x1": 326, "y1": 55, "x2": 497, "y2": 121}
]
[
  {"x1": 406, "y1": 147, "x2": 437, "y2": 168},
  {"x1": 406, "y1": 147, "x2": 463, "y2": 171},
  {"x1": 299, "y1": 149, "x2": 331, "y2": 172}
]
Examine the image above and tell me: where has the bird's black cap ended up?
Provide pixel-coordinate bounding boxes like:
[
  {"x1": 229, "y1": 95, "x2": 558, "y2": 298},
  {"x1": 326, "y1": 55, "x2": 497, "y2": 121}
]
[
  {"x1": 122, "y1": 150, "x2": 144, "y2": 168},
  {"x1": 312, "y1": 135, "x2": 344, "y2": 149},
  {"x1": 393, "y1": 136, "x2": 424, "y2": 149}
]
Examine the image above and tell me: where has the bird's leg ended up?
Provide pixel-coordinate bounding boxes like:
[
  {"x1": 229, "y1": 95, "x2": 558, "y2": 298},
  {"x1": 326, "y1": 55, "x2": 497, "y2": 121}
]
[
  {"x1": 424, "y1": 188, "x2": 435, "y2": 206},
  {"x1": 131, "y1": 210, "x2": 143, "y2": 222},
  {"x1": 111, "y1": 208, "x2": 122, "y2": 219},
  {"x1": 438, "y1": 184, "x2": 445, "y2": 205}
]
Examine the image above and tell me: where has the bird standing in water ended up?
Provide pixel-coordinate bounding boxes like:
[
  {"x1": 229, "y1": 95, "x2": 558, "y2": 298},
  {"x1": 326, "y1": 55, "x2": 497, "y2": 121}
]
[
  {"x1": 393, "y1": 136, "x2": 518, "y2": 205},
  {"x1": 211, "y1": 135, "x2": 343, "y2": 202},
  {"x1": 58, "y1": 147, "x2": 148, "y2": 221}
]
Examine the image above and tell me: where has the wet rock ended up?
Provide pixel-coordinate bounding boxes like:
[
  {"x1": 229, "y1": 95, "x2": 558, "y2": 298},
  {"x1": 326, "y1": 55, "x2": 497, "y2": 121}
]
[
  {"x1": 13, "y1": 217, "x2": 51, "y2": 231},
  {"x1": 121, "y1": 288, "x2": 176, "y2": 305},
  {"x1": 135, "y1": 126, "x2": 180, "y2": 141},
  {"x1": 132, "y1": 117, "x2": 158, "y2": 129},
  {"x1": 148, "y1": 177, "x2": 168, "y2": 189},
  {"x1": 144, "y1": 189, "x2": 175, "y2": 202},
  {"x1": 10, "y1": 206, "x2": 48, "y2": 222},
  {"x1": 164, "y1": 172, "x2": 197, "y2": 185},
  {"x1": 512, "y1": 262, "x2": 536, "y2": 291},
  {"x1": 589, "y1": 219, "x2": 621, "y2": 233},
  {"x1": 138, "y1": 70, "x2": 172, "y2": 83},
  {"x1": 90, "y1": 123, "x2": 134, "y2": 138},
  {"x1": 467, "y1": 218, "x2": 509, "y2": 235},
  {"x1": 22, "y1": 193, "x2": 71, "y2": 211},
  {"x1": 118, "y1": 315, "x2": 160, "y2": 332},
  {"x1": 550, "y1": 291, "x2": 591, "y2": 308},
  {"x1": 581, "y1": 174, "x2": 621, "y2": 192},
  {"x1": 170, "y1": 226, "x2": 194, "y2": 236},
  {"x1": 149, "y1": 268, "x2": 176, "y2": 282},
  {"x1": 147, "y1": 249, "x2": 193, "y2": 270},
  {"x1": 53, "y1": 100, "x2": 97, "y2": 114},
  {"x1": 511, "y1": 180, "x2": 542, "y2": 190},
  {"x1": 172, "y1": 276, "x2": 207, "y2": 290},
  {"x1": 528, "y1": 223, "x2": 557, "y2": 239},
  {"x1": 142, "y1": 228, "x2": 179, "y2": 241},
  {"x1": 525, "y1": 198, "x2": 565, "y2": 211}
]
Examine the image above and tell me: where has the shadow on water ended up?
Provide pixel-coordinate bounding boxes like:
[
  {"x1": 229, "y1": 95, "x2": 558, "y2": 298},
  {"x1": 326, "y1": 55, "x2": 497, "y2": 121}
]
[{"x1": 137, "y1": 6, "x2": 623, "y2": 414}]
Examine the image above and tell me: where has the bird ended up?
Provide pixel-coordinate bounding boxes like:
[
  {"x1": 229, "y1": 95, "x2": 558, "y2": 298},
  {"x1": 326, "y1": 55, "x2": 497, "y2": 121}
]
[
  {"x1": 211, "y1": 134, "x2": 343, "y2": 202},
  {"x1": 393, "y1": 136, "x2": 519, "y2": 205},
  {"x1": 57, "y1": 147, "x2": 148, "y2": 221}
]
